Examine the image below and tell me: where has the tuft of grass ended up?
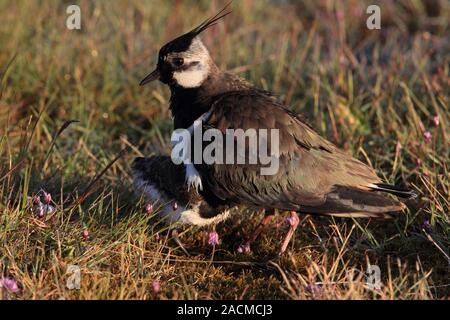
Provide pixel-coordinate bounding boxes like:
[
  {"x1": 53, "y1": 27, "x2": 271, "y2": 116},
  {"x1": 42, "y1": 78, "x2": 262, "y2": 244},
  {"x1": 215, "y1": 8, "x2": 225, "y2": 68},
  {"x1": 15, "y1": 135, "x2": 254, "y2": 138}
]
[{"x1": 0, "y1": 0, "x2": 448, "y2": 299}]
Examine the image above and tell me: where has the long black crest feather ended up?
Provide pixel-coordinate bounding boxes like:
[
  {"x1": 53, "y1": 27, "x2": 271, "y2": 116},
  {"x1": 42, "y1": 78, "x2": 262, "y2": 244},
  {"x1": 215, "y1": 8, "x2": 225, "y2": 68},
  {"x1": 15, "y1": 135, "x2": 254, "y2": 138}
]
[{"x1": 190, "y1": 1, "x2": 233, "y2": 36}]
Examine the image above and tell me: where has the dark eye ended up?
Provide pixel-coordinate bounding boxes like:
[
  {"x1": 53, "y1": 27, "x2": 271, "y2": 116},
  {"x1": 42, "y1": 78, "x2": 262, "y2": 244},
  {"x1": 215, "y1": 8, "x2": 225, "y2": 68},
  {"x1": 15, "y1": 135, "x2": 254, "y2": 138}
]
[{"x1": 172, "y1": 58, "x2": 184, "y2": 67}]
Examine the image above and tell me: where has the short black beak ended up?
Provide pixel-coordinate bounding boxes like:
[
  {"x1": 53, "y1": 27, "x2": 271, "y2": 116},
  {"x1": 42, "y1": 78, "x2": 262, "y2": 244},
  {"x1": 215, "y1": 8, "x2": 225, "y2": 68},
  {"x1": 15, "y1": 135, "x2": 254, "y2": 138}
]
[{"x1": 139, "y1": 68, "x2": 160, "y2": 86}]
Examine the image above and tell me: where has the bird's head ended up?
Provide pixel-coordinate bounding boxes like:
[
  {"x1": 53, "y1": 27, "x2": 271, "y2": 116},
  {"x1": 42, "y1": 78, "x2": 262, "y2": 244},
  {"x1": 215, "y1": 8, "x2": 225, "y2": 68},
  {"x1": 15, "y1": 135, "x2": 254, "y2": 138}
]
[{"x1": 139, "y1": 4, "x2": 231, "y2": 89}]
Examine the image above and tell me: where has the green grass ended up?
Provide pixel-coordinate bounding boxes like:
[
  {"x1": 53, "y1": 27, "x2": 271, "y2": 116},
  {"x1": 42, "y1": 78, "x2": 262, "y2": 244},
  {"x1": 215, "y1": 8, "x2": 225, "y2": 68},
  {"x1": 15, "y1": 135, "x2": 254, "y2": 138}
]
[{"x1": 0, "y1": 0, "x2": 448, "y2": 299}]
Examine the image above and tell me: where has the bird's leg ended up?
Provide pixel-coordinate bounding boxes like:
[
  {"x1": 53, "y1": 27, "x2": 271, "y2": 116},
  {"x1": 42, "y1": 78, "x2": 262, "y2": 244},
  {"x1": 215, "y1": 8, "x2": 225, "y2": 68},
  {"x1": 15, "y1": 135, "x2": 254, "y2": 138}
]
[
  {"x1": 278, "y1": 211, "x2": 300, "y2": 256},
  {"x1": 238, "y1": 209, "x2": 275, "y2": 254}
]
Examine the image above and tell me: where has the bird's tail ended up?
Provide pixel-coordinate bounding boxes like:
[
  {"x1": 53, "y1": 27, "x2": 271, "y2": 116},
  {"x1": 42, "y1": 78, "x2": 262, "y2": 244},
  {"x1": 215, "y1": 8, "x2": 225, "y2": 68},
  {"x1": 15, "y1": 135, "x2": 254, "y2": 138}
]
[
  {"x1": 368, "y1": 183, "x2": 417, "y2": 199},
  {"x1": 302, "y1": 185, "x2": 411, "y2": 219}
]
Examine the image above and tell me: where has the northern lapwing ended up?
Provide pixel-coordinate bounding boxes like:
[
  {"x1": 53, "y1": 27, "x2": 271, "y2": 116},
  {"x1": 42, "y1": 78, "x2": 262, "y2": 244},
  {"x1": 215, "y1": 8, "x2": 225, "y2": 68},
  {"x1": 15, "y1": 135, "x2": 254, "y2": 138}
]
[{"x1": 137, "y1": 4, "x2": 415, "y2": 255}]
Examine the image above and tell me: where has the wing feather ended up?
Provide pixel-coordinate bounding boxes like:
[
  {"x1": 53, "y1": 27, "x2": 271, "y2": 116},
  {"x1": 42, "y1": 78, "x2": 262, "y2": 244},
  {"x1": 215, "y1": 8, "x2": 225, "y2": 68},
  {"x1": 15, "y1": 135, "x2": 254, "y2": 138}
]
[{"x1": 196, "y1": 91, "x2": 385, "y2": 212}]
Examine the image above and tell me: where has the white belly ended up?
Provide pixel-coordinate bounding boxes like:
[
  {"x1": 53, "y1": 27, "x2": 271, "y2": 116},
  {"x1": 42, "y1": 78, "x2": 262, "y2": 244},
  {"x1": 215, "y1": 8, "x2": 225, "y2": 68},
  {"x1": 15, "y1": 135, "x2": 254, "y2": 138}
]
[{"x1": 133, "y1": 174, "x2": 230, "y2": 227}]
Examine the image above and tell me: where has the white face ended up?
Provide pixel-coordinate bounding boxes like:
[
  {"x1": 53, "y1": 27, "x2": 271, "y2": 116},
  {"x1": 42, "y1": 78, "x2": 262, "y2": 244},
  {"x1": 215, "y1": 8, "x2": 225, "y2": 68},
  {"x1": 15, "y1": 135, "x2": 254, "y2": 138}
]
[{"x1": 172, "y1": 37, "x2": 211, "y2": 88}]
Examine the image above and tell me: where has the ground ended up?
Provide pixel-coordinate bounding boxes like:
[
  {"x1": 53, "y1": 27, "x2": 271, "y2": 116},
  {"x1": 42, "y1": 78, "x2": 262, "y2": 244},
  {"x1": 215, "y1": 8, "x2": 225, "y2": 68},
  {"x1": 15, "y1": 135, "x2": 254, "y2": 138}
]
[{"x1": 0, "y1": 0, "x2": 448, "y2": 299}]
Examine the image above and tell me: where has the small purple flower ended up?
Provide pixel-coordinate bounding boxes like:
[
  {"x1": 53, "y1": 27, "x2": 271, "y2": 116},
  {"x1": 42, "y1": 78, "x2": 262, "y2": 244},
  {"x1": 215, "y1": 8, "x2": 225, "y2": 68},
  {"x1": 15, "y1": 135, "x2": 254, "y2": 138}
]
[
  {"x1": 32, "y1": 195, "x2": 41, "y2": 205},
  {"x1": 336, "y1": 10, "x2": 344, "y2": 21},
  {"x1": 0, "y1": 277, "x2": 19, "y2": 293},
  {"x1": 152, "y1": 280, "x2": 161, "y2": 294},
  {"x1": 145, "y1": 203, "x2": 154, "y2": 214},
  {"x1": 37, "y1": 203, "x2": 45, "y2": 218},
  {"x1": 423, "y1": 131, "x2": 432, "y2": 143},
  {"x1": 154, "y1": 233, "x2": 161, "y2": 242},
  {"x1": 286, "y1": 216, "x2": 294, "y2": 226},
  {"x1": 237, "y1": 244, "x2": 251, "y2": 254},
  {"x1": 43, "y1": 192, "x2": 52, "y2": 204},
  {"x1": 29, "y1": 194, "x2": 55, "y2": 218},
  {"x1": 305, "y1": 284, "x2": 321, "y2": 298},
  {"x1": 416, "y1": 158, "x2": 422, "y2": 167},
  {"x1": 286, "y1": 215, "x2": 299, "y2": 226},
  {"x1": 432, "y1": 116, "x2": 439, "y2": 127},
  {"x1": 83, "y1": 229, "x2": 89, "y2": 241},
  {"x1": 208, "y1": 231, "x2": 219, "y2": 246},
  {"x1": 422, "y1": 220, "x2": 432, "y2": 233}
]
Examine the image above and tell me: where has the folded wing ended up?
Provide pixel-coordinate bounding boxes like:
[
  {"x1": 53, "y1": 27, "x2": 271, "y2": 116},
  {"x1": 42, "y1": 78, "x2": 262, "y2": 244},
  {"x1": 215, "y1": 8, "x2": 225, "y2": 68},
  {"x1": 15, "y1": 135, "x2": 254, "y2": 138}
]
[{"x1": 196, "y1": 91, "x2": 410, "y2": 217}]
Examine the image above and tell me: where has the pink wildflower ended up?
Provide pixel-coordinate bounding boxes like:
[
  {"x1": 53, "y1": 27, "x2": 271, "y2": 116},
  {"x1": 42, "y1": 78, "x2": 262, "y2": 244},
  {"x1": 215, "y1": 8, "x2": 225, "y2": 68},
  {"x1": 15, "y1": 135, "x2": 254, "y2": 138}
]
[
  {"x1": 432, "y1": 116, "x2": 439, "y2": 127},
  {"x1": 0, "y1": 277, "x2": 19, "y2": 293},
  {"x1": 152, "y1": 280, "x2": 161, "y2": 294},
  {"x1": 146, "y1": 203, "x2": 154, "y2": 214},
  {"x1": 43, "y1": 192, "x2": 52, "y2": 204},
  {"x1": 423, "y1": 131, "x2": 432, "y2": 143},
  {"x1": 208, "y1": 231, "x2": 219, "y2": 246},
  {"x1": 83, "y1": 229, "x2": 89, "y2": 241}
]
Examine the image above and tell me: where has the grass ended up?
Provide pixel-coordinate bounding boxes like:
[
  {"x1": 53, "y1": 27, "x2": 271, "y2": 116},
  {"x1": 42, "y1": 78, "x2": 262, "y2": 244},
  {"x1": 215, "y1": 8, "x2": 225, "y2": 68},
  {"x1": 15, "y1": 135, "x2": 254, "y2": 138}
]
[{"x1": 0, "y1": 0, "x2": 448, "y2": 300}]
